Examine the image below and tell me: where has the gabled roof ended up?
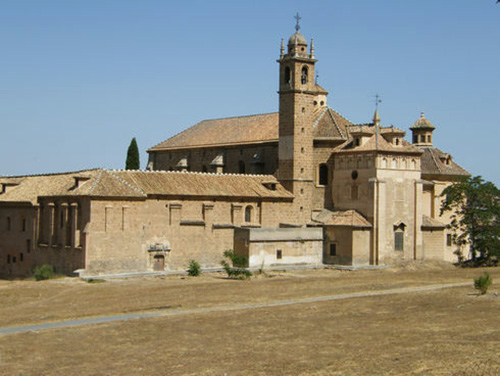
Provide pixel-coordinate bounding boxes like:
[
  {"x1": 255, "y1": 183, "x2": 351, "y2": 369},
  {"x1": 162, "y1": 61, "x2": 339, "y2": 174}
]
[
  {"x1": 312, "y1": 209, "x2": 372, "y2": 228},
  {"x1": 149, "y1": 113, "x2": 279, "y2": 151},
  {"x1": 0, "y1": 169, "x2": 293, "y2": 204},
  {"x1": 313, "y1": 107, "x2": 351, "y2": 139},
  {"x1": 420, "y1": 147, "x2": 470, "y2": 178},
  {"x1": 149, "y1": 107, "x2": 352, "y2": 152}
]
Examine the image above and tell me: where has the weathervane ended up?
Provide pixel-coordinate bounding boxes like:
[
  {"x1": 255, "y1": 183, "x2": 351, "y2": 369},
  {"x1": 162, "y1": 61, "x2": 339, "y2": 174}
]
[
  {"x1": 294, "y1": 12, "x2": 301, "y2": 32},
  {"x1": 375, "y1": 94, "x2": 382, "y2": 109}
]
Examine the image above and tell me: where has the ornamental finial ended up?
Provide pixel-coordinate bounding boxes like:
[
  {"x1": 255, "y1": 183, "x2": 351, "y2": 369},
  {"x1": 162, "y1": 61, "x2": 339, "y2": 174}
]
[{"x1": 294, "y1": 12, "x2": 301, "y2": 32}]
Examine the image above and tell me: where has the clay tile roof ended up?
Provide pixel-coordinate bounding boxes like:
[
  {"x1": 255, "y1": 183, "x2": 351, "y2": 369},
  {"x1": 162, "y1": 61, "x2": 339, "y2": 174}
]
[
  {"x1": 0, "y1": 169, "x2": 294, "y2": 203},
  {"x1": 312, "y1": 209, "x2": 372, "y2": 228},
  {"x1": 149, "y1": 107, "x2": 352, "y2": 152},
  {"x1": 410, "y1": 112, "x2": 435, "y2": 130},
  {"x1": 148, "y1": 113, "x2": 279, "y2": 151},
  {"x1": 337, "y1": 133, "x2": 423, "y2": 154},
  {"x1": 420, "y1": 147, "x2": 470, "y2": 178},
  {"x1": 107, "y1": 170, "x2": 293, "y2": 199},
  {"x1": 422, "y1": 215, "x2": 446, "y2": 229},
  {"x1": 0, "y1": 169, "x2": 102, "y2": 204},
  {"x1": 313, "y1": 107, "x2": 351, "y2": 139}
]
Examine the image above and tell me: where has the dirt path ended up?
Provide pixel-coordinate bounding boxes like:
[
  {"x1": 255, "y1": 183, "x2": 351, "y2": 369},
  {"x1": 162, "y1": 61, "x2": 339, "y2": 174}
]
[{"x1": 0, "y1": 281, "x2": 471, "y2": 336}]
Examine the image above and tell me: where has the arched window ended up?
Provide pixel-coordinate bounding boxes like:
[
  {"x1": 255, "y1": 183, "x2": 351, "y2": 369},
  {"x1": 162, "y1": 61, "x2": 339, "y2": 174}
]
[
  {"x1": 392, "y1": 158, "x2": 398, "y2": 169},
  {"x1": 381, "y1": 158, "x2": 387, "y2": 168},
  {"x1": 238, "y1": 161, "x2": 246, "y2": 174},
  {"x1": 319, "y1": 164, "x2": 328, "y2": 186},
  {"x1": 284, "y1": 67, "x2": 291, "y2": 85},
  {"x1": 301, "y1": 66, "x2": 308, "y2": 84},
  {"x1": 394, "y1": 223, "x2": 406, "y2": 251},
  {"x1": 245, "y1": 205, "x2": 253, "y2": 223}
]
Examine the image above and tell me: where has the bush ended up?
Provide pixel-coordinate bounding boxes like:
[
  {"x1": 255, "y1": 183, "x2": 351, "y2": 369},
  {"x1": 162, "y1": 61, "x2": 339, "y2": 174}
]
[
  {"x1": 187, "y1": 259, "x2": 201, "y2": 277},
  {"x1": 221, "y1": 250, "x2": 252, "y2": 280},
  {"x1": 34, "y1": 264, "x2": 54, "y2": 281},
  {"x1": 474, "y1": 272, "x2": 492, "y2": 295}
]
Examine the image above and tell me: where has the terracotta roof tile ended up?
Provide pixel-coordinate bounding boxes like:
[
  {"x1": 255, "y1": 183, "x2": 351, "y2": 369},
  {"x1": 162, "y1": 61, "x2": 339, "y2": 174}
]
[
  {"x1": 149, "y1": 107, "x2": 352, "y2": 151},
  {"x1": 312, "y1": 209, "x2": 372, "y2": 227},
  {"x1": 420, "y1": 147, "x2": 470, "y2": 178},
  {"x1": 337, "y1": 133, "x2": 423, "y2": 154},
  {"x1": 0, "y1": 169, "x2": 293, "y2": 203}
]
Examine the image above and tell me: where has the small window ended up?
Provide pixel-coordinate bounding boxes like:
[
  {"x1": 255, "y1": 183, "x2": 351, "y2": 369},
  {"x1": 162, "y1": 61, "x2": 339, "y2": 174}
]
[
  {"x1": 395, "y1": 231, "x2": 404, "y2": 251},
  {"x1": 427, "y1": 135, "x2": 432, "y2": 143},
  {"x1": 330, "y1": 243, "x2": 337, "y2": 256},
  {"x1": 12, "y1": 256, "x2": 16, "y2": 263},
  {"x1": 276, "y1": 250, "x2": 282, "y2": 259},
  {"x1": 395, "y1": 138, "x2": 400, "y2": 146},
  {"x1": 244, "y1": 205, "x2": 253, "y2": 223},
  {"x1": 301, "y1": 147, "x2": 305, "y2": 154},
  {"x1": 21, "y1": 218, "x2": 26, "y2": 232},
  {"x1": 20, "y1": 253, "x2": 23, "y2": 262},
  {"x1": 413, "y1": 135, "x2": 418, "y2": 144},
  {"x1": 420, "y1": 135, "x2": 426, "y2": 143},
  {"x1": 446, "y1": 234, "x2": 453, "y2": 247},
  {"x1": 319, "y1": 164, "x2": 328, "y2": 186},
  {"x1": 355, "y1": 138, "x2": 360, "y2": 146},
  {"x1": 284, "y1": 67, "x2": 291, "y2": 84},
  {"x1": 351, "y1": 185, "x2": 359, "y2": 200},
  {"x1": 239, "y1": 161, "x2": 246, "y2": 174},
  {"x1": 301, "y1": 66, "x2": 308, "y2": 84},
  {"x1": 7, "y1": 255, "x2": 10, "y2": 264}
]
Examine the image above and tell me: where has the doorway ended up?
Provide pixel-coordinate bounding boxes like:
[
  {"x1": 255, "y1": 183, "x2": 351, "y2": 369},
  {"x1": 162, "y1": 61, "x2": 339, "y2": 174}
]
[{"x1": 153, "y1": 255, "x2": 165, "y2": 271}]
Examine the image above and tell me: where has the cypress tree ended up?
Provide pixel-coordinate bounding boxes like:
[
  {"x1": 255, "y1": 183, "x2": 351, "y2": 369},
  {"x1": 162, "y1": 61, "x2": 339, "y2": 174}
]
[{"x1": 125, "y1": 137, "x2": 140, "y2": 170}]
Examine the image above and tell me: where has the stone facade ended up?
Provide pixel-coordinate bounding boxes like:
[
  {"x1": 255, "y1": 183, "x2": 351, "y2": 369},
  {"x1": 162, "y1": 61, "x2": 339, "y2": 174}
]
[{"x1": 0, "y1": 23, "x2": 471, "y2": 278}]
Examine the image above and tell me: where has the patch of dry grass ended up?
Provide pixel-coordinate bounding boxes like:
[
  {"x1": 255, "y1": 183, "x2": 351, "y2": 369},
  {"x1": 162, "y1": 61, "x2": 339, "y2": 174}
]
[{"x1": 0, "y1": 265, "x2": 499, "y2": 375}]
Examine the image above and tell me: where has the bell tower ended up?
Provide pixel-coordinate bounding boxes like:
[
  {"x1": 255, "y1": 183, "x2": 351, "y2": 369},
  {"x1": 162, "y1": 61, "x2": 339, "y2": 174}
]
[{"x1": 277, "y1": 14, "x2": 321, "y2": 224}]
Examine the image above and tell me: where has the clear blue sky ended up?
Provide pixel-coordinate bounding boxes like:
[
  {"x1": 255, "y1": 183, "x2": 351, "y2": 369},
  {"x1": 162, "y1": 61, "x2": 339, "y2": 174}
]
[{"x1": 1, "y1": 0, "x2": 499, "y2": 186}]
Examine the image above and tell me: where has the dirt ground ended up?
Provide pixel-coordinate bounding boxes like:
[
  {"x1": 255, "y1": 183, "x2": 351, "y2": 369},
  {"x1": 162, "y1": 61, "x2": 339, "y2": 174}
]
[{"x1": 0, "y1": 263, "x2": 499, "y2": 375}]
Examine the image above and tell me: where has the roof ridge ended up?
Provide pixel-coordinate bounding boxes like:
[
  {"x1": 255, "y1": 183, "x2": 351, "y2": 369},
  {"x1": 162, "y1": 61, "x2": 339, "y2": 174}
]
[
  {"x1": 0, "y1": 168, "x2": 102, "y2": 179},
  {"x1": 312, "y1": 107, "x2": 328, "y2": 128},
  {"x1": 105, "y1": 170, "x2": 147, "y2": 196},
  {"x1": 328, "y1": 108, "x2": 346, "y2": 139},
  {"x1": 108, "y1": 169, "x2": 276, "y2": 179},
  {"x1": 88, "y1": 168, "x2": 105, "y2": 195}
]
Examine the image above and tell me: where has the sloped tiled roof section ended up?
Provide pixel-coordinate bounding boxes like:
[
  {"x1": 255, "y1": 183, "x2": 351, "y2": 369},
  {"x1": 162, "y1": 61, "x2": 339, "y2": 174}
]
[
  {"x1": 313, "y1": 107, "x2": 351, "y2": 139},
  {"x1": 420, "y1": 147, "x2": 470, "y2": 178},
  {"x1": 149, "y1": 107, "x2": 352, "y2": 151},
  {"x1": 148, "y1": 113, "x2": 279, "y2": 151},
  {"x1": 312, "y1": 209, "x2": 372, "y2": 228},
  {"x1": 0, "y1": 169, "x2": 101, "y2": 204},
  {"x1": 0, "y1": 169, "x2": 293, "y2": 203},
  {"x1": 109, "y1": 170, "x2": 293, "y2": 199}
]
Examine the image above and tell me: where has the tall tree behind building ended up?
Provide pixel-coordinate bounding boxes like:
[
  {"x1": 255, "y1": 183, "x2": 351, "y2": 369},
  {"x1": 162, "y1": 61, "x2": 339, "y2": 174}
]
[{"x1": 125, "y1": 138, "x2": 140, "y2": 170}]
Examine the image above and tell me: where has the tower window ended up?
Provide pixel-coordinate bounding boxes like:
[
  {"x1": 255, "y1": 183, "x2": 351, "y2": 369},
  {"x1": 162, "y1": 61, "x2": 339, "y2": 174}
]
[
  {"x1": 284, "y1": 67, "x2": 291, "y2": 85},
  {"x1": 319, "y1": 164, "x2": 328, "y2": 186},
  {"x1": 420, "y1": 135, "x2": 426, "y2": 143},
  {"x1": 413, "y1": 135, "x2": 418, "y2": 144},
  {"x1": 301, "y1": 66, "x2": 308, "y2": 84},
  {"x1": 427, "y1": 135, "x2": 432, "y2": 143},
  {"x1": 276, "y1": 249, "x2": 282, "y2": 259}
]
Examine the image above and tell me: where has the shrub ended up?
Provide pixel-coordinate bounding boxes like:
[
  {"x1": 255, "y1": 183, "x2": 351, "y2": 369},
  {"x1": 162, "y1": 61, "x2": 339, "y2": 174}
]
[
  {"x1": 34, "y1": 264, "x2": 54, "y2": 281},
  {"x1": 474, "y1": 272, "x2": 492, "y2": 295},
  {"x1": 221, "y1": 250, "x2": 252, "y2": 280},
  {"x1": 187, "y1": 259, "x2": 201, "y2": 277}
]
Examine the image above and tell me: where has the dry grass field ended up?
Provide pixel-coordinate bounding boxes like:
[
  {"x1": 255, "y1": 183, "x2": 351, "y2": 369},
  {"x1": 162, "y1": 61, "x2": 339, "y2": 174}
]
[{"x1": 0, "y1": 263, "x2": 499, "y2": 375}]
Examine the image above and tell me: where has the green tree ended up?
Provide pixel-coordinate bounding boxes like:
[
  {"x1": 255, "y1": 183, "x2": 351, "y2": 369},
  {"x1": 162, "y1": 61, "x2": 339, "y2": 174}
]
[
  {"x1": 441, "y1": 176, "x2": 500, "y2": 262},
  {"x1": 125, "y1": 137, "x2": 140, "y2": 170}
]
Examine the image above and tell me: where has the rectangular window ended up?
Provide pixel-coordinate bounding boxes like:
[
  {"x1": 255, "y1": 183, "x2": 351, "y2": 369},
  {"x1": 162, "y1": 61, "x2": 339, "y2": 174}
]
[
  {"x1": 446, "y1": 234, "x2": 453, "y2": 247},
  {"x1": 7, "y1": 255, "x2": 10, "y2": 264},
  {"x1": 26, "y1": 239, "x2": 31, "y2": 253},
  {"x1": 351, "y1": 186, "x2": 358, "y2": 200},
  {"x1": 276, "y1": 249, "x2": 282, "y2": 259},
  {"x1": 20, "y1": 253, "x2": 23, "y2": 262},
  {"x1": 330, "y1": 243, "x2": 337, "y2": 256},
  {"x1": 395, "y1": 232, "x2": 404, "y2": 251},
  {"x1": 22, "y1": 218, "x2": 26, "y2": 232}
]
